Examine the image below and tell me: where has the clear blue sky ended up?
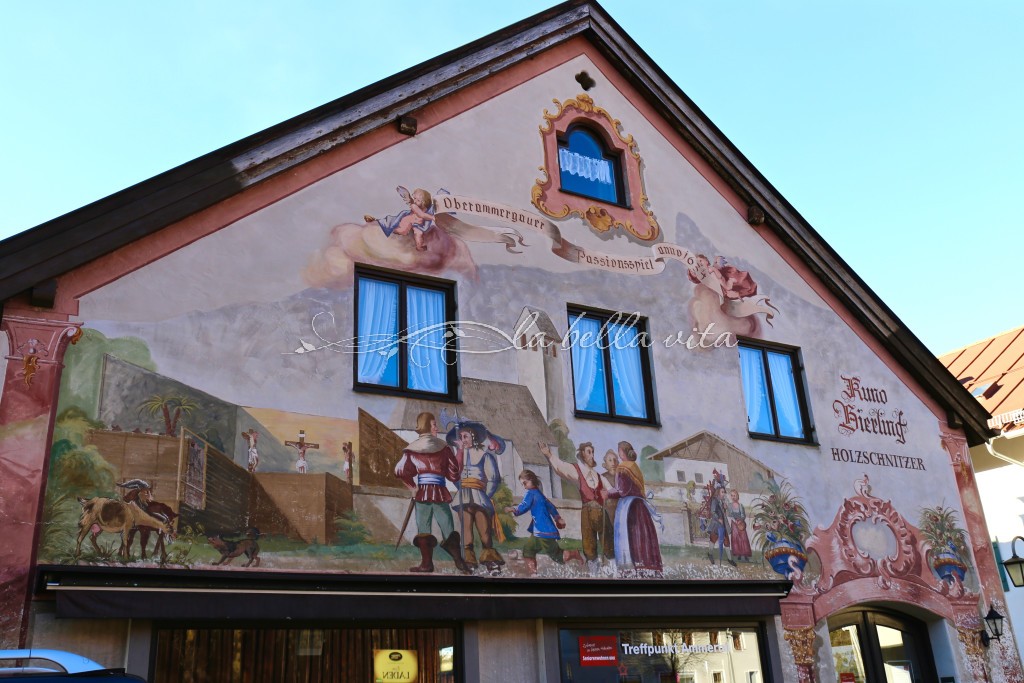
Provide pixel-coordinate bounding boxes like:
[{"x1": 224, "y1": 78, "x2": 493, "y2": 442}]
[{"x1": 2, "y1": 1, "x2": 1021, "y2": 355}]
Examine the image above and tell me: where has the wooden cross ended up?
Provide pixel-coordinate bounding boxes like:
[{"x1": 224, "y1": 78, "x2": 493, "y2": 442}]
[{"x1": 285, "y1": 430, "x2": 320, "y2": 457}]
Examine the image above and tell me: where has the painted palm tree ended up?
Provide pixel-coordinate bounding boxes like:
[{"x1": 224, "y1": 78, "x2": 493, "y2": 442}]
[{"x1": 139, "y1": 394, "x2": 199, "y2": 436}]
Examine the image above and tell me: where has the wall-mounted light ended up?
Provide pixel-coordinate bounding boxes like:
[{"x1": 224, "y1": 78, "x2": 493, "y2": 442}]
[
  {"x1": 747, "y1": 205, "x2": 766, "y2": 225},
  {"x1": 397, "y1": 115, "x2": 418, "y2": 136},
  {"x1": 1002, "y1": 536, "x2": 1024, "y2": 588},
  {"x1": 979, "y1": 605, "x2": 1005, "y2": 648}
]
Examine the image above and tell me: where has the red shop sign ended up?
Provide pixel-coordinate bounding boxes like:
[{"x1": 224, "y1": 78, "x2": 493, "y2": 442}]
[{"x1": 578, "y1": 636, "x2": 619, "y2": 667}]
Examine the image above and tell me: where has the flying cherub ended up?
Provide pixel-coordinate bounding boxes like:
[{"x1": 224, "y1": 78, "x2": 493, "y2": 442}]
[{"x1": 364, "y1": 186, "x2": 435, "y2": 251}]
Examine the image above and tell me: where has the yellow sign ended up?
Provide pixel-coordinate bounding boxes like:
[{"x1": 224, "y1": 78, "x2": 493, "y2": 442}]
[{"x1": 373, "y1": 649, "x2": 418, "y2": 682}]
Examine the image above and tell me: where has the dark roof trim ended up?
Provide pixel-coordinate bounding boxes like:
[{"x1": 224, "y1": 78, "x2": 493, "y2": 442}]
[{"x1": 0, "y1": 0, "x2": 991, "y2": 444}]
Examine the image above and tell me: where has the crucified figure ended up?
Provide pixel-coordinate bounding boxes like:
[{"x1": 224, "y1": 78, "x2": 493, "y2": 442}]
[{"x1": 285, "y1": 430, "x2": 319, "y2": 474}]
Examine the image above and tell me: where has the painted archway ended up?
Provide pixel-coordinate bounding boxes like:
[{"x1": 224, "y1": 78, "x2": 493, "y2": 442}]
[{"x1": 779, "y1": 477, "x2": 984, "y2": 682}]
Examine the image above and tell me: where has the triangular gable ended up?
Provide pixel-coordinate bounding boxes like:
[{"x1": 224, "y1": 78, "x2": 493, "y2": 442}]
[{"x1": 0, "y1": 0, "x2": 990, "y2": 445}]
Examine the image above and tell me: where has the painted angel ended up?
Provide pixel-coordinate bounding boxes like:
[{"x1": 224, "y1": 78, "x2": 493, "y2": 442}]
[{"x1": 364, "y1": 186, "x2": 436, "y2": 251}]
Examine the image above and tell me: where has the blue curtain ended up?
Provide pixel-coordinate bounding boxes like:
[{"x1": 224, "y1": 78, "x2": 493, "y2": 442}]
[
  {"x1": 406, "y1": 285, "x2": 447, "y2": 394},
  {"x1": 357, "y1": 278, "x2": 399, "y2": 386},
  {"x1": 570, "y1": 314, "x2": 608, "y2": 413},
  {"x1": 767, "y1": 351, "x2": 804, "y2": 439},
  {"x1": 608, "y1": 322, "x2": 647, "y2": 418},
  {"x1": 739, "y1": 346, "x2": 773, "y2": 434}
]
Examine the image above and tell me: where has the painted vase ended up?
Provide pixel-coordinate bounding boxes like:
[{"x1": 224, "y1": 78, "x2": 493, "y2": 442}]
[
  {"x1": 932, "y1": 549, "x2": 967, "y2": 582},
  {"x1": 764, "y1": 534, "x2": 808, "y2": 578}
]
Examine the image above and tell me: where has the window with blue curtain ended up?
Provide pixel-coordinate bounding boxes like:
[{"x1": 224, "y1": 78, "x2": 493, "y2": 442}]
[
  {"x1": 567, "y1": 307, "x2": 655, "y2": 423},
  {"x1": 738, "y1": 342, "x2": 812, "y2": 441},
  {"x1": 355, "y1": 270, "x2": 455, "y2": 398},
  {"x1": 558, "y1": 127, "x2": 622, "y2": 204}
]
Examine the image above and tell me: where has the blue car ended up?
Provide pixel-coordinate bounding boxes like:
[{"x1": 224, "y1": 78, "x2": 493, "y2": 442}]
[{"x1": 0, "y1": 650, "x2": 145, "y2": 681}]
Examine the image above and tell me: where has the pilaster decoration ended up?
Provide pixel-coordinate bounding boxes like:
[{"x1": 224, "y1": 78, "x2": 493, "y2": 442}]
[
  {"x1": 955, "y1": 610, "x2": 985, "y2": 659},
  {"x1": 956, "y1": 626, "x2": 986, "y2": 682},
  {"x1": 939, "y1": 427, "x2": 971, "y2": 480},
  {"x1": 989, "y1": 598, "x2": 1024, "y2": 683},
  {"x1": 941, "y1": 420, "x2": 1024, "y2": 682},
  {"x1": 0, "y1": 315, "x2": 82, "y2": 648},
  {"x1": 784, "y1": 627, "x2": 816, "y2": 683},
  {"x1": 532, "y1": 93, "x2": 660, "y2": 242},
  {"x1": 3, "y1": 316, "x2": 83, "y2": 387}
]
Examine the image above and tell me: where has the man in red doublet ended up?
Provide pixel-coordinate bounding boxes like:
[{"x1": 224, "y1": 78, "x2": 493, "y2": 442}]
[{"x1": 395, "y1": 411, "x2": 467, "y2": 573}]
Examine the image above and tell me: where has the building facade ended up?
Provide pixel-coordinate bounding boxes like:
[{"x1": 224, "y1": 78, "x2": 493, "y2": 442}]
[
  {"x1": 0, "y1": 3, "x2": 1016, "y2": 682},
  {"x1": 942, "y1": 325, "x2": 1024, "y2": 667}
]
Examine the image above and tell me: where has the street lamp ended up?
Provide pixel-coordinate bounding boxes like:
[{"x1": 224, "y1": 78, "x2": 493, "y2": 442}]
[
  {"x1": 1003, "y1": 536, "x2": 1024, "y2": 588},
  {"x1": 980, "y1": 605, "x2": 1005, "y2": 648}
]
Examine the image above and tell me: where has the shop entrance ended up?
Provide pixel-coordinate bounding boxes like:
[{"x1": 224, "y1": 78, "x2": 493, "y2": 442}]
[{"x1": 827, "y1": 609, "x2": 937, "y2": 683}]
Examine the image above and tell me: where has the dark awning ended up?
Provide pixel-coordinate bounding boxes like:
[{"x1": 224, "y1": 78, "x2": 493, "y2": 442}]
[{"x1": 38, "y1": 565, "x2": 791, "y2": 621}]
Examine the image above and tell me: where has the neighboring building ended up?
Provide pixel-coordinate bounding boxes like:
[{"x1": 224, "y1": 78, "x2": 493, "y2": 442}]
[
  {"x1": 941, "y1": 324, "x2": 1024, "y2": 665},
  {"x1": 0, "y1": 2, "x2": 1015, "y2": 681}
]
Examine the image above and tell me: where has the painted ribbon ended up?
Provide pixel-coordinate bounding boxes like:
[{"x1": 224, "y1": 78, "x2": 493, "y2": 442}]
[{"x1": 433, "y1": 194, "x2": 776, "y2": 321}]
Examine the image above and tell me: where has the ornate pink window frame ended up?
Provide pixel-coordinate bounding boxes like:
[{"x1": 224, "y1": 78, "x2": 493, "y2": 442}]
[{"x1": 532, "y1": 93, "x2": 660, "y2": 242}]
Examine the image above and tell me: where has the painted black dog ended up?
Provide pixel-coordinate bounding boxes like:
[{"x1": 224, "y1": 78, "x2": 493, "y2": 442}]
[{"x1": 207, "y1": 527, "x2": 261, "y2": 567}]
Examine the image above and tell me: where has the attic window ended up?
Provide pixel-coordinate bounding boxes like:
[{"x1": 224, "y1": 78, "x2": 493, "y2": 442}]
[
  {"x1": 532, "y1": 93, "x2": 660, "y2": 241},
  {"x1": 557, "y1": 126, "x2": 622, "y2": 205}
]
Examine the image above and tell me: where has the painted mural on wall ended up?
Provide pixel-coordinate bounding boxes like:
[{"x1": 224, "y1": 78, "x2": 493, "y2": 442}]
[
  {"x1": 34, "y1": 87, "x2": 979, "y2": 630},
  {"x1": 39, "y1": 332, "x2": 975, "y2": 593}
]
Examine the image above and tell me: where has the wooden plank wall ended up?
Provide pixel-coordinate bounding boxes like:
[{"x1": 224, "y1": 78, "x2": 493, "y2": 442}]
[
  {"x1": 255, "y1": 473, "x2": 351, "y2": 544},
  {"x1": 357, "y1": 408, "x2": 408, "y2": 489},
  {"x1": 86, "y1": 431, "x2": 180, "y2": 506},
  {"x1": 178, "y1": 442, "x2": 251, "y2": 534}
]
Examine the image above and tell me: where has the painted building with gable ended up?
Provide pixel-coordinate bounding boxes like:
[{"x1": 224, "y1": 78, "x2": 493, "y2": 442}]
[{"x1": 0, "y1": 2, "x2": 1015, "y2": 681}]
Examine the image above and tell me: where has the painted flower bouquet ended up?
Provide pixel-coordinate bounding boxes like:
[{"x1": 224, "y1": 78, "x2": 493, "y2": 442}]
[
  {"x1": 752, "y1": 477, "x2": 810, "y2": 548},
  {"x1": 918, "y1": 505, "x2": 970, "y2": 582},
  {"x1": 752, "y1": 477, "x2": 811, "y2": 578}
]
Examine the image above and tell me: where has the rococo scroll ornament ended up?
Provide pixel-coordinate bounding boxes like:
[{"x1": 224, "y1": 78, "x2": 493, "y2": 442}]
[
  {"x1": 805, "y1": 478, "x2": 970, "y2": 599},
  {"x1": 532, "y1": 93, "x2": 660, "y2": 241}
]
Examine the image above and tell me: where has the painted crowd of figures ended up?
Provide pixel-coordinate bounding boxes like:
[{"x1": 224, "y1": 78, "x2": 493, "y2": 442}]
[
  {"x1": 67, "y1": 411, "x2": 775, "y2": 580},
  {"x1": 394, "y1": 410, "x2": 669, "y2": 577}
]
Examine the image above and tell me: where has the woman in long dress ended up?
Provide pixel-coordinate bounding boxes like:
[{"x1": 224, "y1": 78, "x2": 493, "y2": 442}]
[
  {"x1": 605, "y1": 441, "x2": 662, "y2": 577},
  {"x1": 728, "y1": 489, "x2": 752, "y2": 561}
]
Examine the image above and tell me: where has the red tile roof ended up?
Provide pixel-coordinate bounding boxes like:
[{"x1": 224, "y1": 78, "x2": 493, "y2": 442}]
[{"x1": 940, "y1": 325, "x2": 1024, "y2": 430}]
